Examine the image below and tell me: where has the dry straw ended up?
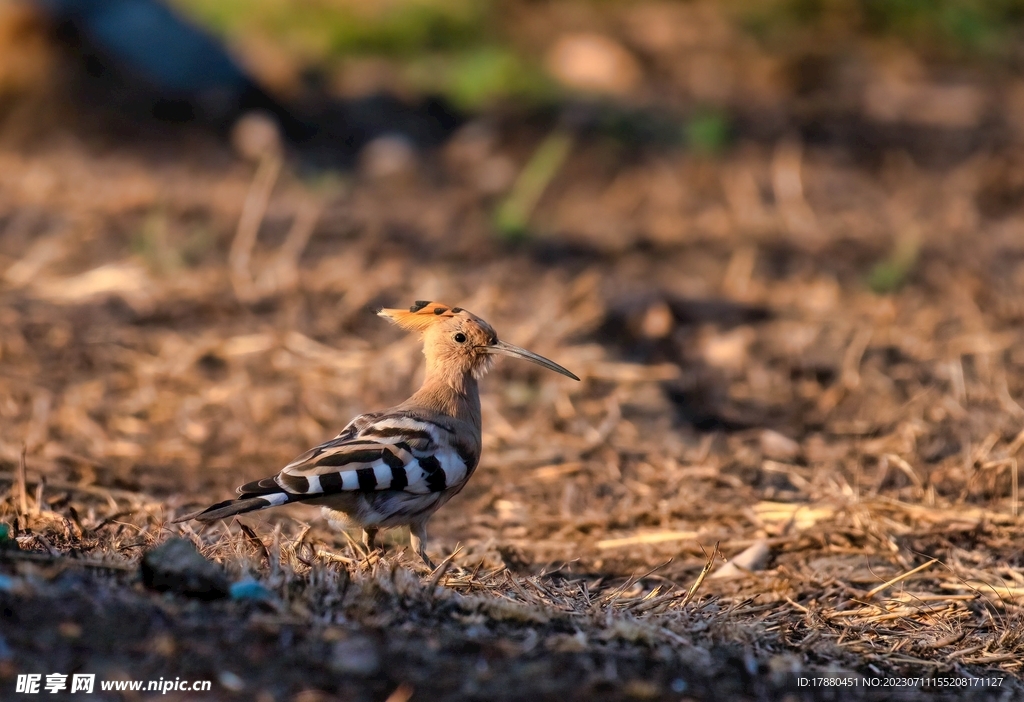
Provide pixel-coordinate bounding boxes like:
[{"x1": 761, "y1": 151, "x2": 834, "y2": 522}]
[{"x1": 1, "y1": 99, "x2": 1024, "y2": 689}]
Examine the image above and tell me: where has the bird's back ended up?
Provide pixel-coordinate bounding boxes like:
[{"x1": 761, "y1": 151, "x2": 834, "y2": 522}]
[{"x1": 218, "y1": 405, "x2": 479, "y2": 528}]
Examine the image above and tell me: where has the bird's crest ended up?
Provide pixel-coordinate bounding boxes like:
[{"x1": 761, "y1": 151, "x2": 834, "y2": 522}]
[{"x1": 378, "y1": 301, "x2": 461, "y2": 332}]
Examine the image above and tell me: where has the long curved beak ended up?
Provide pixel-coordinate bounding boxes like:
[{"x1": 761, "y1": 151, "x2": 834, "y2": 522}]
[{"x1": 481, "y1": 340, "x2": 580, "y2": 381}]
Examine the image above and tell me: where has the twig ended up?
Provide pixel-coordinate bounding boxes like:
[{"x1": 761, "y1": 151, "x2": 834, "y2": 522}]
[
  {"x1": 919, "y1": 631, "x2": 966, "y2": 650},
  {"x1": 17, "y1": 446, "x2": 28, "y2": 517},
  {"x1": 865, "y1": 559, "x2": 938, "y2": 599},
  {"x1": 883, "y1": 454, "x2": 924, "y2": 495},
  {"x1": 230, "y1": 152, "x2": 282, "y2": 302},
  {"x1": 237, "y1": 521, "x2": 270, "y2": 563},
  {"x1": 494, "y1": 129, "x2": 573, "y2": 238},
  {"x1": 291, "y1": 524, "x2": 312, "y2": 549},
  {"x1": 945, "y1": 644, "x2": 984, "y2": 661},
  {"x1": 25, "y1": 531, "x2": 56, "y2": 557},
  {"x1": 679, "y1": 542, "x2": 719, "y2": 608},
  {"x1": 427, "y1": 546, "x2": 463, "y2": 594},
  {"x1": 962, "y1": 653, "x2": 1019, "y2": 665},
  {"x1": 629, "y1": 586, "x2": 684, "y2": 614},
  {"x1": 253, "y1": 199, "x2": 321, "y2": 297},
  {"x1": 598, "y1": 559, "x2": 674, "y2": 608},
  {"x1": 33, "y1": 476, "x2": 44, "y2": 515},
  {"x1": 597, "y1": 530, "x2": 699, "y2": 550},
  {"x1": 841, "y1": 327, "x2": 873, "y2": 390},
  {"x1": 785, "y1": 596, "x2": 810, "y2": 614},
  {"x1": 316, "y1": 549, "x2": 356, "y2": 566},
  {"x1": 1013, "y1": 458, "x2": 1019, "y2": 518}
]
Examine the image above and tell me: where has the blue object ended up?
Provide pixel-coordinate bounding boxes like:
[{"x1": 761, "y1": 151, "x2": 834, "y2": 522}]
[
  {"x1": 28, "y1": 0, "x2": 462, "y2": 164},
  {"x1": 229, "y1": 578, "x2": 274, "y2": 602},
  {"x1": 32, "y1": 0, "x2": 309, "y2": 136},
  {"x1": 38, "y1": 0, "x2": 246, "y2": 95}
]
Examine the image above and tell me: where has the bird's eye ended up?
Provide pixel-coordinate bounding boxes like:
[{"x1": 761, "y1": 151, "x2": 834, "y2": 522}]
[{"x1": 454, "y1": 332, "x2": 467, "y2": 344}]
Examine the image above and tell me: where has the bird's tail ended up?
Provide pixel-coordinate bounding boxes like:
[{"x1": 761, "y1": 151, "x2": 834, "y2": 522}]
[{"x1": 172, "y1": 490, "x2": 307, "y2": 524}]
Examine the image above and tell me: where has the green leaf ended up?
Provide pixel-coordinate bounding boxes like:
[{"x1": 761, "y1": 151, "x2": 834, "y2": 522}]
[{"x1": 685, "y1": 111, "x2": 730, "y2": 156}]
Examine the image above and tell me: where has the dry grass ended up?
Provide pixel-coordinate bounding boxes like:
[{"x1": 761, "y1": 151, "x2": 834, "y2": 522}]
[
  {"x1": 3, "y1": 4, "x2": 1024, "y2": 699},
  {"x1": 1, "y1": 119, "x2": 1023, "y2": 699}
]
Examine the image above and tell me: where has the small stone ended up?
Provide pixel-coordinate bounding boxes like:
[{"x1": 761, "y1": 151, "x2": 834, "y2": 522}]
[
  {"x1": 59, "y1": 622, "x2": 82, "y2": 639},
  {"x1": 640, "y1": 301, "x2": 674, "y2": 339},
  {"x1": 476, "y1": 155, "x2": 516, "y2": 195},
  {"x1": 711, "y1": 540, "x2": 771, "y2": 580},
  {"x1": 545, "y1": 632, "x2": 588, "y2": 653},
  {"x1": 759, "y1": 429, "x2": 801, "y2": 461},
  {"x1": 546, "y1": 33, "x2": 642, "y2": 96},
  {"x1": 230, "y1": 111, "x2": 283, "y2": 161},
  {"x1": 769, "y1": 653, "x2": 802, "y2": 681},
  {"x1": 701, "y1": 327, "x2": 753, "y2": 370},
  {"x1": 359, "y1": 135, "x2": 418, "y2": 181},
  {"x1": 329, "y1": 636, "x2": 381, "y2": 676},
  {"x1": 150, "y1": 634, "x2": 177, "y2": 657},
  {"x1": 445, "y1": 121, "x2": 497, "y2": 167},
  {"x1": 141, "y1": 538, "x2": 230, "y2": 600},
  {"x1": 218, "y1": 671, "x2": 245, "y2": 692}
]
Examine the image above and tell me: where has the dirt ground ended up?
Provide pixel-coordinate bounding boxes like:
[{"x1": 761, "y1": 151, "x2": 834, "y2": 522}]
[{"x1": 4, "y1": 2, "x2": 1024, "y2": 701}]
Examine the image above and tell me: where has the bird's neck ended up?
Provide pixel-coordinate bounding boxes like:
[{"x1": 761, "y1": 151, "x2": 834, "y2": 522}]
[{"x1": 407, "y1": 366, "x2": 481, "y2": 429}]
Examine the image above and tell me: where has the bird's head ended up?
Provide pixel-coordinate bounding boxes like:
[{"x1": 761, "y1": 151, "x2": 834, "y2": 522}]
[{"x1": 378, "y1": 301, "x2": 579, "y2": 383}]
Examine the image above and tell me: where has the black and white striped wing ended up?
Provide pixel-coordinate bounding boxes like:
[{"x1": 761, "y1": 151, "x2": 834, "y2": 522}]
[{"x1": 240, "y1": 414, "x2": 471, "y2": 499}]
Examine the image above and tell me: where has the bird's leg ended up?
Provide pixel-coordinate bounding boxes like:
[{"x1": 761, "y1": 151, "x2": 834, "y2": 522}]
[
  {"x1": 409, "y1": 522, "x2": 436, "y2": 569},
  {"x1": 362, "y1": 527, "x2": 379, "y2": 553}
]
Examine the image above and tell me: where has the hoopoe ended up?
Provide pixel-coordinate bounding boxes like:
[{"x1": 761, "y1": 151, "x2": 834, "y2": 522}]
[{"x1": 178, "y1": 301, "x2": 579, "y2": 567}]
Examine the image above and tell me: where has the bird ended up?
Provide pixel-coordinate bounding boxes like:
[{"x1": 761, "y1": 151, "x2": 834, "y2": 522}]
[{"x1": 177, "y1": 301, "x2": 579, "y2": 567}]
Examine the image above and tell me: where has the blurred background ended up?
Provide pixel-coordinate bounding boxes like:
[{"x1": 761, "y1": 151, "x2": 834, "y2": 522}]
[{"x1": 9, "y1": 0, "x2": 1024, "y2": 162}]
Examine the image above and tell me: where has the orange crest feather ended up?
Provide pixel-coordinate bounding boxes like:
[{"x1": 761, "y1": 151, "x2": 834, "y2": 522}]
[{"x1": 378, "y1": 301, "x2": 458, "y2": 332}]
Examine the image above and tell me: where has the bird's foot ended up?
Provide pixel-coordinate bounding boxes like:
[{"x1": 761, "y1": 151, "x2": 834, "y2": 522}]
[
  {"x1": 409, "y1": 522, "x2": 436, "y2": 569},
  {"x1": 418, "y1": 550, "x2": 437, "y2": 570}
]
